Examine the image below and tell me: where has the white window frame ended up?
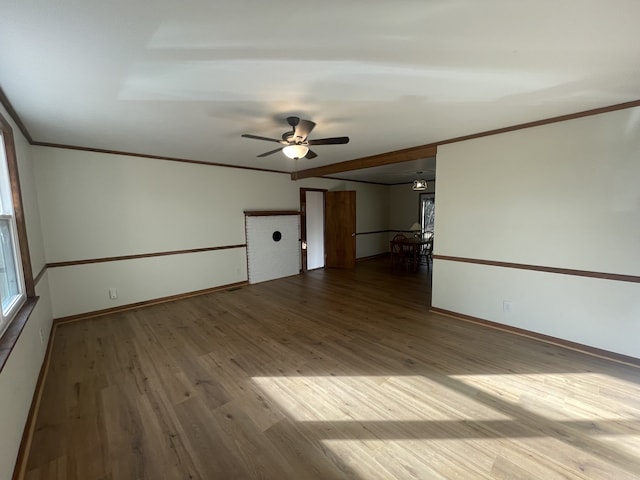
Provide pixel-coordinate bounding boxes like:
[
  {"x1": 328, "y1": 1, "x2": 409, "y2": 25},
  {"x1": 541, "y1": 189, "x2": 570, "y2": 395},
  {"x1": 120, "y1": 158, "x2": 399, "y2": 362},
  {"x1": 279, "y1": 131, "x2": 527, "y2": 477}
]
[{"x1": 0, "y1": 131, "x2": 26, "y2": 338}]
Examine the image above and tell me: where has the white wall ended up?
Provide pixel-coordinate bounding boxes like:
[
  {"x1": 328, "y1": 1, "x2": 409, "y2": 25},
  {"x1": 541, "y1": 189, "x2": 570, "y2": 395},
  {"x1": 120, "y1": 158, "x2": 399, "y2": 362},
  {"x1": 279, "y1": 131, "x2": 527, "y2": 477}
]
[
  {"x1": 351, "y1": 181, "x2": 390, "y2": 258},
  {"x1": 389, "y1": 182, "x2": 436, "y2": 233},
  {"x1": 33, "y1": 147, "x2": 390, "y2": 318},
  {"x1": 0, "y1": 105, "x2": 53, "y2": 480},
  {"x1": 432, "y1": 107, "x2": 640, "y2": 358}
]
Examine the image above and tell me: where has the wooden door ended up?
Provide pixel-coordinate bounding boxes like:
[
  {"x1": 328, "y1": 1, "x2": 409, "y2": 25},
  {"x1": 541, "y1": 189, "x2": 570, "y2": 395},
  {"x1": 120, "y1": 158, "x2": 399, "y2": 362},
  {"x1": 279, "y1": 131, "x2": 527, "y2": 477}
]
[{"x1": 325, "y1": 190, "x2": 356, "y2": 268}]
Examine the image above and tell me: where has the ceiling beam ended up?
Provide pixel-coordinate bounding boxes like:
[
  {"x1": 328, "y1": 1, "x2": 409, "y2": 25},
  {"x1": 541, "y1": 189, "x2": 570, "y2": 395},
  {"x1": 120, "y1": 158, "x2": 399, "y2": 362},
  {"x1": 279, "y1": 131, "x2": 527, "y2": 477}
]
[
  {"x1": 292, "y1": 99, "x2": 640, "y2": 182},
  {"x1": 291, "y1": 144, "x2": 437, "y2": 181}
]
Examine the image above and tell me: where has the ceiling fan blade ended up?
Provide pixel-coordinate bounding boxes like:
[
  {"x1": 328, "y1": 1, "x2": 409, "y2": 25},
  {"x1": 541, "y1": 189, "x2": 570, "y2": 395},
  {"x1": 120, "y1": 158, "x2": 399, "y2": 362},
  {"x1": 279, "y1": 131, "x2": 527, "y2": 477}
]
[
  {"x1": 294, "y1": 119, "x2": 316, "y2": 141},
  {"x1": 305, "y1": 149, "x2": 318, "y2": 159},
  {"x1": 307, "y1": 136, "x2": 350, "y2": 145},
  {"x1": 257, "y1": 147, "x2": 283, "y2": 157},
  {"x1": 241, "y1": 134, "x2": 283, "y2": 143}
]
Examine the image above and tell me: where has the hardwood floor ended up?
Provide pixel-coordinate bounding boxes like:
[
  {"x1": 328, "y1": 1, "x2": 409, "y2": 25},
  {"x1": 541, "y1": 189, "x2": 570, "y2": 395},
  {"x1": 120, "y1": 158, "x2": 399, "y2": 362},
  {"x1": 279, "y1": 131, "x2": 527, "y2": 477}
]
[{"x1": 23, "y1": 258, "x2": 640, "y2": 479}]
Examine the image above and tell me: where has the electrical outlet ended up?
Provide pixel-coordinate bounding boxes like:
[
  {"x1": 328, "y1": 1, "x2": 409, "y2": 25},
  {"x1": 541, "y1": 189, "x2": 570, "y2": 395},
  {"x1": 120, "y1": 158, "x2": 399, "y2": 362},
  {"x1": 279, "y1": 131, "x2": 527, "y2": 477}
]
[
  {"x1": 503, "y1": 300, "x2": 514, "y2": 313},
  {"x1": 109, "y1": 288, "x2": 118, "y2": 300},
  {"x1": 39, "y1": 328, "x2": 45, "y2": 344}
]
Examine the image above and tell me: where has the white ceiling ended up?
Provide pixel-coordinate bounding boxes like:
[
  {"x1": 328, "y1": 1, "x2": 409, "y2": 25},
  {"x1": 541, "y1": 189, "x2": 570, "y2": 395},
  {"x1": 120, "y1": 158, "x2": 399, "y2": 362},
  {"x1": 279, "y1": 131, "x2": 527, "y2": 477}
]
[{"x1": 1, "y1": 1, "x2": 639, "y2": 184}]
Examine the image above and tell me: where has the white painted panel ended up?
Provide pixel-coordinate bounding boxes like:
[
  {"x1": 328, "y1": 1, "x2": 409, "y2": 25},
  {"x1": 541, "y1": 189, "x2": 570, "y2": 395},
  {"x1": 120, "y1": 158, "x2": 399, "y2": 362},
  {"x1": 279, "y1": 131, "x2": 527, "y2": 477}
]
[
  {"x1": 48, "y1": 249, "x2": 247, "y2": 318},
  {"x1": 246, "y1": 215, "x2": 300, "y2": 284},
  {"x1": 306, "y1": 191, "x2": 324, "y2": 270},
  {"x1": 432, "y1": 259, "x2": 640, "y2": 358},
  {"x1": 0, "y1": 277, "x2": 53, "y2": 480}
]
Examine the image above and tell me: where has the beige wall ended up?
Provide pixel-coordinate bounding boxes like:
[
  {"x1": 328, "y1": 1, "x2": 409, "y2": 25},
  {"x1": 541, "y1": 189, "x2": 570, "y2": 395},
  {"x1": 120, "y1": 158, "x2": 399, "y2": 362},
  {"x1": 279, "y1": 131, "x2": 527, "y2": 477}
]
[
  {"x1": 432, "y1": 107, "x2": 640, "y2": 358},
  {"x1": 389, "y1": 182, "x2": 436, "y2": 233},
  {"x1": 0, "y1": 105, "x2": 53, "y2": 480},
  {"x1": 32, "y1": 147, "x2": 391, "y2": 318}
]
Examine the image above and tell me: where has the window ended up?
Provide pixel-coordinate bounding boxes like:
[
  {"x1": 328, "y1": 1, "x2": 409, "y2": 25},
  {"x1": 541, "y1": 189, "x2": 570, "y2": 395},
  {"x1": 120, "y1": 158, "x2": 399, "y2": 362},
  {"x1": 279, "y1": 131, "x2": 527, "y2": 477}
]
[
  {"x1": 0, "y1": 131, "x2": 25, "y2": 338},
  {"x1": 419, "y1": 193, "x2": 435, "y2": 234}
]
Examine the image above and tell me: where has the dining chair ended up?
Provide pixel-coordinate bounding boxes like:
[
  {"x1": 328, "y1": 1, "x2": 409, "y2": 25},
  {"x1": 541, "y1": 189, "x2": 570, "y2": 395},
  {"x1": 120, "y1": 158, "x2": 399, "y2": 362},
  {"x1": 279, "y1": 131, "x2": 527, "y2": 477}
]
[
  {"x1": 390, "y1": 233, "x2": 409, "y2": 271},
  {"x1": 418, "y1": 232, "x2": 434, "y2": 273}
]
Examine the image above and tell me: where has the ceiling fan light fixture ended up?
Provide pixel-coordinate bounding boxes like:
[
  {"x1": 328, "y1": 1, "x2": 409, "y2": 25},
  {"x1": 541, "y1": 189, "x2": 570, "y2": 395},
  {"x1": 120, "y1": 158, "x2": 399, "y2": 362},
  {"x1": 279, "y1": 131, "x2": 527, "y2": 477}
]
[
  {"x1": 242, "y1": 116, "x2": 348, "y2": 159},
  {"x1": 412, "y1": 179, "x2": 427, "y2": 191},
  {"x1": 282, "y1": 144, "x2": 309, "y2": 159}
]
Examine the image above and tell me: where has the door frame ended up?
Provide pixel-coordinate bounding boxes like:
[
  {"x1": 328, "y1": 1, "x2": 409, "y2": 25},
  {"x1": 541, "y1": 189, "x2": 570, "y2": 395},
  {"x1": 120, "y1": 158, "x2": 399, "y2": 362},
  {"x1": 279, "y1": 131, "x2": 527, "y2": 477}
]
[{"x1": 299, "y1": 188, "x2": 327, "y2": 272}]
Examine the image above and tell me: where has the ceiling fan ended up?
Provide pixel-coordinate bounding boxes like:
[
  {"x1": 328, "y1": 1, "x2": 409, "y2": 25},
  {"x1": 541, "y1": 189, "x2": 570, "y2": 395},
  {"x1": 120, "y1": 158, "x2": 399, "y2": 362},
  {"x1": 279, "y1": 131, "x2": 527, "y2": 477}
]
[{"x1": 241, "y1": 116, "x2": 349, "y2": 160}]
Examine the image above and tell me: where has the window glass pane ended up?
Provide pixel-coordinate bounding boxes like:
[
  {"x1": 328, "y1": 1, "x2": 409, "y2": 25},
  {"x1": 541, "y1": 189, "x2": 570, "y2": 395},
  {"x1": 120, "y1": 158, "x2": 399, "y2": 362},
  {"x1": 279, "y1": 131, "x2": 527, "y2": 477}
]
[
  {"x1": 0, "y1": 218, "x2": 20, "y2": 314},
  {"x1": 420, "y1": 194, "x2": 435, "y2": 232}
]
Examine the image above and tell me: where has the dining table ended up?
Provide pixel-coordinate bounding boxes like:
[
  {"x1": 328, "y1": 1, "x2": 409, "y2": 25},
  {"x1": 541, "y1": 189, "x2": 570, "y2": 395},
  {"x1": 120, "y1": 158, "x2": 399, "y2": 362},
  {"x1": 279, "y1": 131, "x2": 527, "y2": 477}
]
[{"x1": 390, "y1": 235, "x2": 432, "y2": 272}]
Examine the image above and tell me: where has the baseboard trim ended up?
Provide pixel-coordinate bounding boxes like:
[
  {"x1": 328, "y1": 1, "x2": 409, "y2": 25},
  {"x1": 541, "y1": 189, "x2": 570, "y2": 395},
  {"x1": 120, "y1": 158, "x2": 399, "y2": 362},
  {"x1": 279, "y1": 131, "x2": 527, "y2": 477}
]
[
  {"x1": 12, "y1": 322, "x2": 57, "y2": 480},
  {"x1": 356, "y1": 252, "x2": 389, "y2": 262},
  {"x1": 54, "y1": 281, "x2": 249, "y2": 325},
  {"x1": 429, "y1": 307, "x2": 640, "y2": 368}
]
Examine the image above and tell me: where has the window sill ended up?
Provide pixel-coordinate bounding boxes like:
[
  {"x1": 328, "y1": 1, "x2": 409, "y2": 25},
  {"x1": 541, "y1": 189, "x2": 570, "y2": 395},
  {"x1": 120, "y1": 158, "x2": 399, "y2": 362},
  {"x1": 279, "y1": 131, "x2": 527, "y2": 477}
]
[{"x1": 0, "y1": 297, "x2": 39, "y2": 374}]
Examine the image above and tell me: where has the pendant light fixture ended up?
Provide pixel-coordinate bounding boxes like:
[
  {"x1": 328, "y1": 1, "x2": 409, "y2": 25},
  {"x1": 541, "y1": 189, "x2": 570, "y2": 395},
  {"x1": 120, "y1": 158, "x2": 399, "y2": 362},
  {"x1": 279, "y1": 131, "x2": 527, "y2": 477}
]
[{"x1": 412, "y1": 171, "x2": 427, "y2": 191}]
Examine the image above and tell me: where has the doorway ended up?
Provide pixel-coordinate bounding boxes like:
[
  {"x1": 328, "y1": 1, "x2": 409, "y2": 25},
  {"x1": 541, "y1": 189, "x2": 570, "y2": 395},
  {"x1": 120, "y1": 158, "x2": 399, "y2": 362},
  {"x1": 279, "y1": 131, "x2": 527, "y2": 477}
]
[
  {"x1": 300, "y1": 188, "x2": 326, "y2": 272},
  {"x1": 300, "y1": 188, "x2": 357, "y2": 271}
]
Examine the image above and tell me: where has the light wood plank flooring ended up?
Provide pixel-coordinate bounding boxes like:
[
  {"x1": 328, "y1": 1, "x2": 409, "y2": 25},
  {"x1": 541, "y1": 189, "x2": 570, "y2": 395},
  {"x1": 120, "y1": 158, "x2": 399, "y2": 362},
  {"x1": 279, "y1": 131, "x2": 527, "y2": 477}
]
[{"x1": 23, "y1": 258, "x2": 640, "y2": 479}]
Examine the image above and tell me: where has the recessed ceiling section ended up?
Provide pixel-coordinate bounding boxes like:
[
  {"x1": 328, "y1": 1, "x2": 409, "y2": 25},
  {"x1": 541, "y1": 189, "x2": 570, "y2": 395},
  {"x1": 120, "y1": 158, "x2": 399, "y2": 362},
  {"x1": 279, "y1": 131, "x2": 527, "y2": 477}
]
[{"x1": 326, "y1": 157, "x2": 436, "y2": 185}]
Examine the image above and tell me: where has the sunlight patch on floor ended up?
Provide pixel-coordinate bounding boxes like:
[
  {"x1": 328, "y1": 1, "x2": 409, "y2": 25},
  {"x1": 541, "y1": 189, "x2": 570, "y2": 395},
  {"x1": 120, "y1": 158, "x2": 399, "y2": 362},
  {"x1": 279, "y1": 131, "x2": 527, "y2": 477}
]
[
  {"x1": 597, "y1": 434, "x2": 640, "y2": 461},
  {"x1": 251, "y1": 375, "x2": 511, "y2": 422},
  {"x1": 450, "y1": 372, "x2": 640, "y2": 421},
  {"x1": 251, "y1": 373, "x2": 640, "y2": 478},
  {"x1": 320, "y1": 438, "x2": 502, "y2": 480}
]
